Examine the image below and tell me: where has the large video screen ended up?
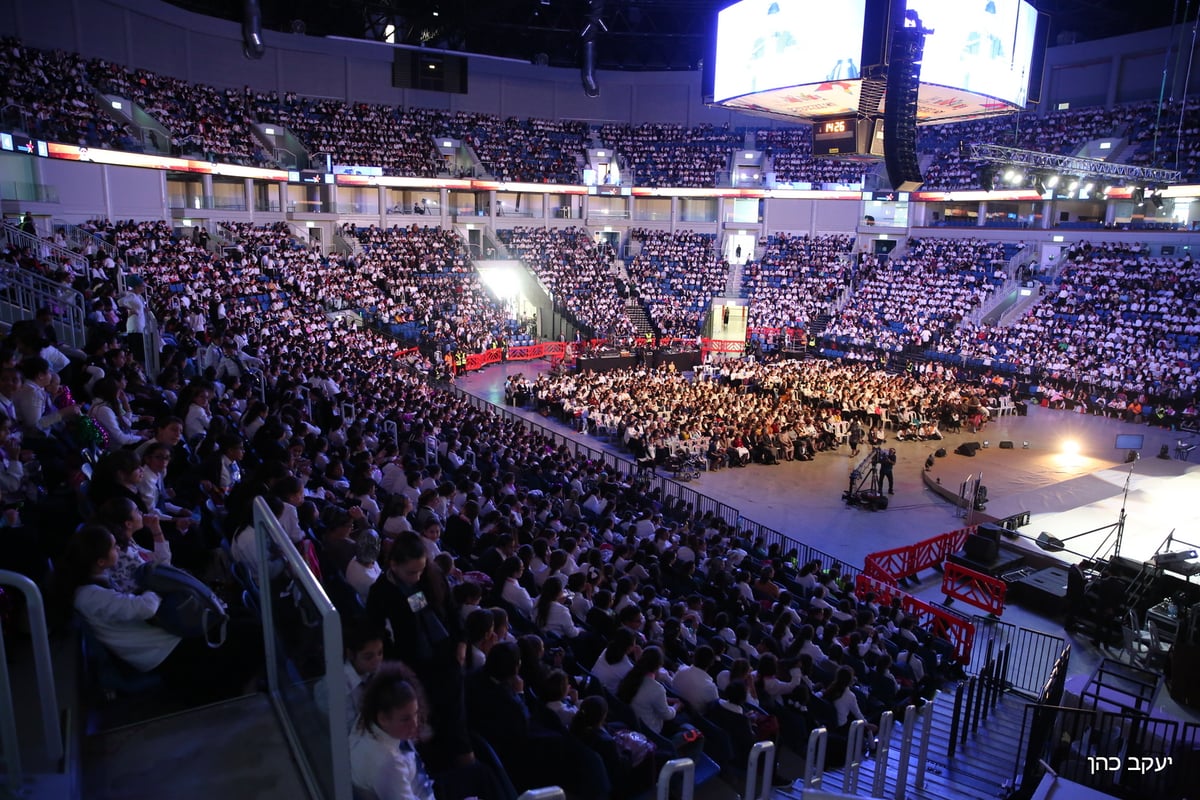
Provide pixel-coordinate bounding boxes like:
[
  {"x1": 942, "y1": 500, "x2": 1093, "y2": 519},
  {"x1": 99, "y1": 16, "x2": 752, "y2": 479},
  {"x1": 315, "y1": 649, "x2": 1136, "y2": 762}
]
[
  {"x1": 713, "y1": 0, "x2": 868, "y2": 103},
  {"x1": 909, "y1": 0, "x2": 1039, "y2": 107}
]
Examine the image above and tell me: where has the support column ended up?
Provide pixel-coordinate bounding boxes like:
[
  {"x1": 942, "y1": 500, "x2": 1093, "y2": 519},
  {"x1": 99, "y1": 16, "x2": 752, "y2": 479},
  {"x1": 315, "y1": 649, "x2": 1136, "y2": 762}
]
[
  {"x1": 977, "y1": 201, "x2": 988, "y2": 227},
  {"x1": 201, "y1": 174, "x2": 214, "y2": 208},
  {"x1": 244, "y1": 178, "x2": 254, "y2": 219},
  {"x1": 1040, "y1": 200, "x2": 1053, "y2": 230}
]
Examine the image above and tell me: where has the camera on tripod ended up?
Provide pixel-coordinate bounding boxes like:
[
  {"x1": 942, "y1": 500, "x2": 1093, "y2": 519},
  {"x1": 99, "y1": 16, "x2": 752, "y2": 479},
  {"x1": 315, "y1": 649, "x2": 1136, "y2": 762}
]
[{"x1": 842, "y1": 447, "x2": 890, "y2": 511}]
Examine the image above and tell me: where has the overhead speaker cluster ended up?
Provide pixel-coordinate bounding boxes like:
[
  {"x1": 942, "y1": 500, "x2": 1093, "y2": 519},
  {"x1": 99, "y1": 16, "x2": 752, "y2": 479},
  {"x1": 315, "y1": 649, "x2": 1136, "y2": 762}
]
[{"x1": 883, "y1": 24, "x2": 925, "y2": 192}]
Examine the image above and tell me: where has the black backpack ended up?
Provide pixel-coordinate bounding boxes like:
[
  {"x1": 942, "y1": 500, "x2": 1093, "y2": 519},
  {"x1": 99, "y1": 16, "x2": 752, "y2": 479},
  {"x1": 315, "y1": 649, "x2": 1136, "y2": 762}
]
[{"x1": 136, "y1": 562, "x2": 229, "y2": 648}]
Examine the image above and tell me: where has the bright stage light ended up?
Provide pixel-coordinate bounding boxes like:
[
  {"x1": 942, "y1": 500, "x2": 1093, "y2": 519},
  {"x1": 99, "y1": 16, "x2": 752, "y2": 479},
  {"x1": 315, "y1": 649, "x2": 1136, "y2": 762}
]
[
  {"x1": 477, "y1": 265, "x2": 521, "y2": 299},
  {"x1": 1061, "y1": 439, "x2": 1080, "y2": 456}
]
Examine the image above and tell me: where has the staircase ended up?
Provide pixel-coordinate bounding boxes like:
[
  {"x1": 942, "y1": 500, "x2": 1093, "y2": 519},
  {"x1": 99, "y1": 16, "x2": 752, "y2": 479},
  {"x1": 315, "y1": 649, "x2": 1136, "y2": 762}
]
[
  {"x1": 626, "y1": 299, "x2": 655, "y2": 338},
  {"x1": 1123, "y1": 562, "x2": 1162, "y2": 616},
  {"x1": 724, "y1": 257, "x2": 747, "y2": 298},
  {"x1": 51, "y1": 219, "x2": 119, "y2": 262},
  {"x1": 3, "y1": 222, "x2": 89, "y2": 276},
  {"x1": 806, "y1": 689, "x2": 1029, "y2": 800},
  {"x1": 808, "y1": 312, "x2": 834, "y2": 339}
]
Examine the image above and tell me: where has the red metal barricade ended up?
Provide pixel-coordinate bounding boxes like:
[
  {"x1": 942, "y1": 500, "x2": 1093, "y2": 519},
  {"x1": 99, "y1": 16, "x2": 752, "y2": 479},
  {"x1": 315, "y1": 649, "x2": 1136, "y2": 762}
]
[
  {"x1": 700, "y1": 338, "x2": 746, "y2": 361},
  {"x1": 856, "y1": 574, "x2": 976, "y2": 664},
  {"x1": 941, "y1": 560, "x2": 1008, "y2": 616}
]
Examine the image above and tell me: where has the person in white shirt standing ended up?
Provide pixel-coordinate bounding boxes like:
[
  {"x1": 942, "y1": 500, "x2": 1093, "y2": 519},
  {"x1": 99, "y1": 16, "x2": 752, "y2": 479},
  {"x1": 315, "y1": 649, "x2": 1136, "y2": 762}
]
[{"x1": 118, "y1": 274, "x2": 149, "y2": 363}]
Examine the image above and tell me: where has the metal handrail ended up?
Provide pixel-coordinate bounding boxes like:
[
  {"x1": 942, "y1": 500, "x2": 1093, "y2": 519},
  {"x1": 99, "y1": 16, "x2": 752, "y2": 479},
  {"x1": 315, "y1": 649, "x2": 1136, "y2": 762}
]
[
  {"x1": 517, "y1": 790, "x2": 565, "y2": 800},
  {"x1": 744, "y1": 741, "x2": 775, "y2": 800},
  {"x1": 143, "y1": 308, "x2": 161, "y2": 381},
  {"x1": 251, "y1": 496, "x2": 350, "y2": 800},
  {"x1": 656, "y1": 758, "x2": 695, "y2": 800},
  {"x1": 802, "y1": 727, "x2": 828, "y2": 790},
  {"x1": 0, "y1": 570, "x2": 64, "y2": 794},
  {"x1": 51, "y1": 219, "x2": 119, "y2": 261},
  {"x1": 2, "y1": 222, "x2": 89, "y2": 275},
  {"x1": 0, "y1": 259, "x2": 89, "y2": 349}
]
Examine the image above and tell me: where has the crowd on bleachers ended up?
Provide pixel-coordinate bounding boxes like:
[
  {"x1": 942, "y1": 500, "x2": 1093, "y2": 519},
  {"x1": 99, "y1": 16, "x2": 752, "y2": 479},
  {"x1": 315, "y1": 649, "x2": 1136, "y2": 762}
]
[
  {"x1": 933, "y1": 241, "x2": 1200, "y2": 399},
  {"x1": 13, "y1": 35, "x2": 1200, "y2": 190},
  {"x1": 744, "y1": 233, "x2": 854, "y2": 330},
  {"x1": 0, "y1": 39, "x2": 129, "y2": 149},
  {"x1": 755, "y1": 129, "x2": 865, "y2": 186},
  {"x1": 348, "y1": 224, "x2": 513, "y2": 353},
  {"x1": 919, "y1": 101, "x2": 1168, "y2": 190},
  {"x1": 498, "y1": 226, "x2": 636, "y2": 339},
  {"x1": 89, "y1": 60, "x2": 268, "y2": 165},
  {"x1": 249, "y1": 94, "x2": 445, "y2": 177},
  {"x1": 598, "y1": 123, "x2": 744, "y2": 187},
  {"x1": 0, "y1": 215, "x2": 982, "y2": 798},
  {"x1": 823, "y1": 238, "x2": 1008, "y2": 352},
  {"x1": 626, "y1": 229, "x2": 728, "y2": 337}
]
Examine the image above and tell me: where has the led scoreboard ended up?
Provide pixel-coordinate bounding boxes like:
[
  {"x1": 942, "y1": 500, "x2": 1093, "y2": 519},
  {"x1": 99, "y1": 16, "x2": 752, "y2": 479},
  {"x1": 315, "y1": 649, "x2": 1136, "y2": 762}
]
[{"x1": 812, "y1": 116, "x2": 860, "y2": 157}]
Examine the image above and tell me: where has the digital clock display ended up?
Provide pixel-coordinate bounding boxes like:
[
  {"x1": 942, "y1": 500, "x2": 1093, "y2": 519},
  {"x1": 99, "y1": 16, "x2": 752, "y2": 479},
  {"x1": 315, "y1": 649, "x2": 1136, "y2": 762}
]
[{"x1": 813, "y1": 117, "x2": 855, "y2": 140}]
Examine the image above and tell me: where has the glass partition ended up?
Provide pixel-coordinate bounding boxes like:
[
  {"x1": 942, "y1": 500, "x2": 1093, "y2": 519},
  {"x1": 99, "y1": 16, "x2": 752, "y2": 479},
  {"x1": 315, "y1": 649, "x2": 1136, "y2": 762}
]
[
  {"x1": 679, "y1": 197, "x2": 717, "y2": 223},
  {"x1": 252, "y1": 497, "x2": 349, "y2": 800},
  {"x1": 496, "y1": 191, "x2": 543, "y2": 218}
]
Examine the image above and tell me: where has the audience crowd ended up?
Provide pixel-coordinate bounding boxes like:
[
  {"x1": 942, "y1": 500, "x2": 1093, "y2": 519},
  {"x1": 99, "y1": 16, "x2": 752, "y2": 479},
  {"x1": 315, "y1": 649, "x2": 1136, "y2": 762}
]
[
  {"x1": 743, "y1": 233, "x2": 854, "y2": 330},
  {"x1": 598, "y1": 123, "x2": 745, "y2": 187},
  {"x1": 823, "y1": 238, "x2": 1008, "y2": 352},
  {"x1": 1, "y1": 214, "x2": 978, "y2": 799},
  {"x1": 12, "y1": 35, "x2": 1200, "y2": 192},
  {"x1": 531, "y1": 358, "x2": 996, "y2": 466},
  {"x1": 626, "y1": 229, "x2": 728, "y2": 338},
  {"x1": 499, "y1": 227, "x2": 636, "y2": 339},
  {"x1": 755, "y1": 129, "x2": 865, "y2": 186},
  {"x1": 935, "y1": 240, "x2": 1200, "y2": 399}
]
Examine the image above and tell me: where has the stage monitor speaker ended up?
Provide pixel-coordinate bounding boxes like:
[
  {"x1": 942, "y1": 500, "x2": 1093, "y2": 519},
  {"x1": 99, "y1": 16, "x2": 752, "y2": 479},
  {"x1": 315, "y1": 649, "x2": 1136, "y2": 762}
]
[
  {"x1": 965, "y1": 532, "x2": 1000, "y2": 563},
  {"x1": 955, "y1": 442, "x2": 981, "y2": 457},
  {"x1": 999, "y1": 440, "x2": 1014, "y2": 449}
]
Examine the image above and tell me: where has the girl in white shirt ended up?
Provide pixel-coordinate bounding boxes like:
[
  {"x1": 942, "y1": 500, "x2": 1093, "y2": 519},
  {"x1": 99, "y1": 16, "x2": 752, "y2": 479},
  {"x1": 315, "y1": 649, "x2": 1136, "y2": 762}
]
[
  {"x1": 616, "y1": 646, "x2": 681, "y2": 735},
  {"x1": 97, "y1": 496, "x2": 170, "y2": 594},
  {"x1": 498, "y1": 556, "x2": 534, "y2": 620},
  {"x1": 535, "y1": 576, "x2": 580, "y2": 639},
  {"x1": 349, "y1": 663, "x2": 436, "y2": 800}
]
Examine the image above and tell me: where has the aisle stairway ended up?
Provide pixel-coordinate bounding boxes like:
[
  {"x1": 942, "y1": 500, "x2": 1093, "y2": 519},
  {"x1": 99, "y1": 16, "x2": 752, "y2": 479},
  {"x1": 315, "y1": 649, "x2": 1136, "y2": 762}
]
[
  {"x1": 783, "y1": 689, "x2": 1029, "y2": 800},
  {"x1": 807, "y1": 312, "x2": 833, "y2": 339},
  {"x1": 626, "y1": 299, "x2": 655, "y2": 338},
  {"x1": 725, "y1": 257, "x2": 747, "y2": 298}
]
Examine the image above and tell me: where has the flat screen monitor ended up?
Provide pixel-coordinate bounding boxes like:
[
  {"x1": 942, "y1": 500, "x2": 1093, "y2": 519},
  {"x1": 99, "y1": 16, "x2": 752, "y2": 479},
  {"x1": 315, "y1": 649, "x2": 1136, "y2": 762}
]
[
  {"x1": 908, "y1": 0, "x2": 1039, "y2": 107},
  {"x1": 1114, "y1": 434, "x2": 1145, "y2": 450},
  {"x1": 713, "y1": 0, "x2": 868, "y2": 103}
]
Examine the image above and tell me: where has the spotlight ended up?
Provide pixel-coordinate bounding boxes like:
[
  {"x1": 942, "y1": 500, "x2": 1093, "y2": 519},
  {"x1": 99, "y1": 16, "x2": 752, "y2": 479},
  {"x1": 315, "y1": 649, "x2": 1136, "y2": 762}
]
[
  {"x1": 1061, "y1": 439, "x2": 1080, "y2": 456},
  {"x1": 1022, "y1": 441, "x2": 1030, "y2": 449},
  {"x1": 1046, "y1": 175, "x2": 1060, "y2": 188},
  {"x1": 982, "y1": 440, "x2": 990, "y2": 448},
  {"x1": 1067, "y1": 179, "x2": 1078, "y2": 191}
]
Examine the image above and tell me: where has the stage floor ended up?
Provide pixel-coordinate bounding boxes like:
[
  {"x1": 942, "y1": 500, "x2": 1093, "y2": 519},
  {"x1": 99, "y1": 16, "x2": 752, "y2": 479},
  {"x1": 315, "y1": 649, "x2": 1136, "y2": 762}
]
[{"x1": 454, "y1": 361, "x2": 1200, "y2": 720}]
